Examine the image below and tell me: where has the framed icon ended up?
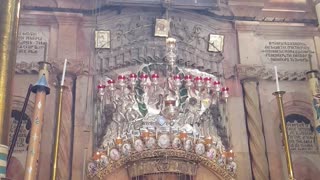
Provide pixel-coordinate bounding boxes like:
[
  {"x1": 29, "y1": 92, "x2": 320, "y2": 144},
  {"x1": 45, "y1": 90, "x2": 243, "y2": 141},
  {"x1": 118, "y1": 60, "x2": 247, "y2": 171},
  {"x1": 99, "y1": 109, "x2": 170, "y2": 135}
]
[
  {"x1": 154, "y1": 19, "x2": 169, "y2": 37},
  {"x1": 95, "y1": 30, "x2": 110, "y2": 49},
  {"x1": 208, "y1": 34, "x2": 224, "y2": 52}
]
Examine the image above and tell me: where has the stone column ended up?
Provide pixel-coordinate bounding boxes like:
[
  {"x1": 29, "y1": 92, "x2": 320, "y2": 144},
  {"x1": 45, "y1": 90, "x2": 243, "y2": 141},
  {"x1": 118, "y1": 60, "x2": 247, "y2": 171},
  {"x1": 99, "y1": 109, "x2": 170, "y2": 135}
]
[
  {"x1": 72, "y1": 75, "x2": 93, "y2": 180},
  {"x1": 56, "y1": 74, "x2": 76, "y2": 180},
  {"x1": 242, "y1": 80, "x2": 270, "y2": 180}
]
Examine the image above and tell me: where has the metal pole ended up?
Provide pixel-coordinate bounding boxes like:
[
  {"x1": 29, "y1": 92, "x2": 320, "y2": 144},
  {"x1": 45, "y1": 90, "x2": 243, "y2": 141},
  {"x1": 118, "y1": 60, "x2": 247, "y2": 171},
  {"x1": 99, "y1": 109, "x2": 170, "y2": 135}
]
[
  {"x1": 0, "y1": 0, "x2": 21, "y2": 178},
  {"x1": 272, "y1": 91, "x2": 295, "y2": 180},
  {"x1": 7, "y1": 84, "x2": 33, "y2": 165},
  {"x1": 51, "y1": 86, "x2": 64, "y2": 180}
]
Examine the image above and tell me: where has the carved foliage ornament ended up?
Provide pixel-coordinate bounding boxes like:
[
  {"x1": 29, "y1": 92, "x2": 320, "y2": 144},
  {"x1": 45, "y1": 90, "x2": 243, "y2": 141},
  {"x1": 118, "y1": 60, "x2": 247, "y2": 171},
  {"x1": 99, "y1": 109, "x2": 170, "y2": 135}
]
[
  {"x1": 95, "y1": 15, "x2": 224, "y2": 75},
  {"x1": 236, "y1": 64, "x2": 309, "y2": 81}
]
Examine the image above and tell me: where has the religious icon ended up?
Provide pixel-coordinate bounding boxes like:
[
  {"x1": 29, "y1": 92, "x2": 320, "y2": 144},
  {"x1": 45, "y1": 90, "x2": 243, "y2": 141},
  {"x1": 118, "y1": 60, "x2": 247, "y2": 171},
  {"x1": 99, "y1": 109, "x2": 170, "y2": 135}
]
[
  {"x1": 95, "y1": 30, "x2": 110, "y2": 49},
  {"x1": 172, "y1": 137, "x2": 181, "y2": 149},
  {"x1": 158, "y1": 134, "x2": 170, "y2": 149},
  {"x1": 154, "y1": 19, "x2": 169, "y2": 37},
  {"x1": 195, "y1": 143, "x2": 205, "y2": 155},
  {"x1": 109, "y1": 148, "x2": 120, "y2": 161},
  {"x1": 134, "y1": 139, "x2": 144, "y2": 152},
  {"x1": 206, "y1": 147, "x2": 217, "y2": 160},
  {"x1": 184, "y1": 139, "x2": 193, "y2": 152},
  {"x1": 208, "y1": 34, "x2": 224, "y2": 52},
  {"x1": 146, "y1": 137, "x2": 156, "y2": 149},
  {"x1": 121, "y1": 143, "x2": 132, "y2": 156}
]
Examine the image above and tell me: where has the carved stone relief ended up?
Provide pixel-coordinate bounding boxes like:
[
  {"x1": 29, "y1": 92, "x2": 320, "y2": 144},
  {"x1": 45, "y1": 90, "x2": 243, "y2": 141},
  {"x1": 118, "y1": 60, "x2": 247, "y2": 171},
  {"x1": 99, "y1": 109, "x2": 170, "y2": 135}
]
[
  {"x1": 95, "y1": 11, "x2": 228, "y2": 76},
  {"x1": 236, "y1": 64, "x2": 308, "y2": 81}
]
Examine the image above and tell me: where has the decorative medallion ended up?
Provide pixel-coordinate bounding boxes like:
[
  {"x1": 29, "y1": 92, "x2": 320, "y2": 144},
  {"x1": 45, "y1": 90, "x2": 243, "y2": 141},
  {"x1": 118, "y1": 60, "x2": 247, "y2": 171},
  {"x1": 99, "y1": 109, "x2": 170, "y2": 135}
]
[
  {"x1": 100, "y1": 154, "x2": 109, "y2": 166},
  {"x1": 195, "y1": 143, "x2": 205, "y2": 155},
  {"x1": 206, "y1": 147, "x2": 217, "y2": 160},
  {"x1": 122, "y1": 143, "x2": 132, "y2": 156},
  {"x1": 87, "y1": 162, "x2": 97, "y2": 174},
  {"x1": 158, "y1": 134, "x2": 170, "y2": 149},
  {"x1": 184, "y1": 139, "x2": 193, "y2": 152},
  {"x1": 146, "y1": 137, "x2": 156, "y2": 149},
  {"x1": 172, "y1": 137, "x2": 182, "y2": 149},
  {"x1": 109, "y1": 148, "x2": 120, "y2": 161},
  {"x1": 134, "y1": 139, "x2": 144, "y2": 152}
]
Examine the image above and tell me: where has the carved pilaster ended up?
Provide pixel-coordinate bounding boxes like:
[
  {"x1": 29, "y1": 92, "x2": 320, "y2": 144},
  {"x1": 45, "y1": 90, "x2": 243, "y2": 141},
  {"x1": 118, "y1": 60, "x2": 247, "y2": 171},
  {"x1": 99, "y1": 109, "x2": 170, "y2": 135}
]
[
  {"x1": 56, "y1": 74, "x2": 76, "y2": 180},
  {"x1": 242, "y1": 80, "x2": 270, "y2": 180}
]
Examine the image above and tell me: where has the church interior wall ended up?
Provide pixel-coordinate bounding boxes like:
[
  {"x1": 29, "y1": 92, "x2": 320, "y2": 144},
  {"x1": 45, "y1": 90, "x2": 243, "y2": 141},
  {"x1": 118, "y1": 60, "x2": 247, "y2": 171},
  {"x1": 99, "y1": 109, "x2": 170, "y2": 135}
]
[{"x1": 6, "y1": 0, "x2": 320, "y2": 179}]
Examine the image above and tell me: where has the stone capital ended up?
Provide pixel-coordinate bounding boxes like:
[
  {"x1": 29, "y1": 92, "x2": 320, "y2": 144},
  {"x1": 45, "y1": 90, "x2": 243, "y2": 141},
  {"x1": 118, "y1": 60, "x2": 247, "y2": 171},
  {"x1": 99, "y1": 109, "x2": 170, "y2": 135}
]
[
  {"x1": 236, "y1": 64, "x2": 307, "y2": 81},
  {"x1": 54, "y1": 12, "x2": 83, "y2": 25}
]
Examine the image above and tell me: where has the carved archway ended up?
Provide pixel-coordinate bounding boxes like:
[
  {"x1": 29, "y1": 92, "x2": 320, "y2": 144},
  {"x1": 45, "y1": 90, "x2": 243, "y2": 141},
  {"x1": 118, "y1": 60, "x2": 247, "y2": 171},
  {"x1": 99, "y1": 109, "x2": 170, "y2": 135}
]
[
  {"x1": 91, "y1": 7, "x2": 236, "y2": 180},
  {"x1": 89, "y1": 149, "x2": 235, "y2": 180}
]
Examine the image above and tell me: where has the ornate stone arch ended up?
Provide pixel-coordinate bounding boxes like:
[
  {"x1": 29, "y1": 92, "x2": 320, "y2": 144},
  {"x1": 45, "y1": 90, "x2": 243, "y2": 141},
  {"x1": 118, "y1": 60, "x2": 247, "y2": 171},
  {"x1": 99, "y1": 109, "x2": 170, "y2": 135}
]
[
  {"x1": 262, "y1": 91, "x2": 317, "y2": 180},
  {"x1": 91, "y1": 7, "x2": 236, "y2": 180}
]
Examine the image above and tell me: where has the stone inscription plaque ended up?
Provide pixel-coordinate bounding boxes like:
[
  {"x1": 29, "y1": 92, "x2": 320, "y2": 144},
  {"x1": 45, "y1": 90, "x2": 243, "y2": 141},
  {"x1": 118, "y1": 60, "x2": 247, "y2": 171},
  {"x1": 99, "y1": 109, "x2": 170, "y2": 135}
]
[
  {"x1": 260, "y1": 39, "x2": 316, "y2": 71},
  {"x1": 9, "y1": 110, "x2": 31, "y2": 152},
  {"x1": 17, "y1": 26, "x2": 49, "y2": 63},
  {"x1": 286, "y1": 114, "x2": 317, "y2": 153}
]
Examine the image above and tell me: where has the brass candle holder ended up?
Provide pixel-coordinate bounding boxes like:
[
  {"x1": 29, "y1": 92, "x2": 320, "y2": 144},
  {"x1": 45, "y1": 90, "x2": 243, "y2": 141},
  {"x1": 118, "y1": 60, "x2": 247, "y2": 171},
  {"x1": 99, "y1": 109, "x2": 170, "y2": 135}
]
[
  {"x1": 272, "y1": 91, "x2": 295, "y2": 180},
  {"x1": 51, "y1": 85, "x2": 65, "y2": 180}
]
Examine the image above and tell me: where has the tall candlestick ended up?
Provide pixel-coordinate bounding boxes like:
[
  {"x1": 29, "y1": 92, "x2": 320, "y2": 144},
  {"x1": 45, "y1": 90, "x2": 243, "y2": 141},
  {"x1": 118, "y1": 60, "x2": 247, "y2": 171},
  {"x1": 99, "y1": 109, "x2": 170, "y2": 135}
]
[
  {"x1": 273, "y1": 91, "x2": 294, "y2": 180},
  {"x1": 61, "y1": 59, "x2": 67, "y2": 86},
  {"x1": 24, "y1": 71, "x2": 50, "y2": 180},
  {"x1": 274, "y1": 66, "x2": 280, "y2": 91}
]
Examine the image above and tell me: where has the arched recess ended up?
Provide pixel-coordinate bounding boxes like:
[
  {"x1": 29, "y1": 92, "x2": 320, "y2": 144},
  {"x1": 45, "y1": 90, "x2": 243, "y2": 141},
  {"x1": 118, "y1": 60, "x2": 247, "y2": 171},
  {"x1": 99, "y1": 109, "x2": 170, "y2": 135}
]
[
  {"x1": 7, "y1": 96, "x2": 35, "y2": 179},
  {"x1": 92, "y1": 6, "x2": 236, "y2": 180},
  {"x1": 262, "y1": 91, "x2": 318, "y2": 180},
  {"x1": 93, "y1": 6, "x2": 235, "y2": 146}
]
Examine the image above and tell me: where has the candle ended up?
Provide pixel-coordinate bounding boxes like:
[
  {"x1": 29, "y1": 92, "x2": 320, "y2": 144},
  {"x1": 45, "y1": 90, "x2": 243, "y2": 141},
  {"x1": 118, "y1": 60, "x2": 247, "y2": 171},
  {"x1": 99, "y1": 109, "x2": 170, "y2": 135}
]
[
  {"x1": 61, "y1": 59, "x2": 67, "y2": 86},
  {"x1": 274, "y1": 66, "x2": 280, "y2": 91}
]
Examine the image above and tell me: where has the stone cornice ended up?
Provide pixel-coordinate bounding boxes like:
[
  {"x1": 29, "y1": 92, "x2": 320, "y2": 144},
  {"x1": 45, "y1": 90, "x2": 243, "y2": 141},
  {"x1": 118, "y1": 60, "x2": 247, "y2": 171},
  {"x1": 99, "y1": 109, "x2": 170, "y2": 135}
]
[
  {"x1": 236, "y1": 64, "x2": 308, "y2": 81},
  {"x1": 15, "y1": 59, "x2": 94, "y2": 76},
  {"x1": 235, "y1": 21, "x2": 319, "y2": 36}
]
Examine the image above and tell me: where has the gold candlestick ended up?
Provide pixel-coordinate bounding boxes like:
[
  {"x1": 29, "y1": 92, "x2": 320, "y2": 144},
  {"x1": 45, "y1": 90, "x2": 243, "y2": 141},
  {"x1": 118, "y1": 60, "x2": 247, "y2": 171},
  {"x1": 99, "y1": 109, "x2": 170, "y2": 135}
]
[
  {"x1": 51, "y1": 85, "x2": 64, "y2": 180},
  {"x1": 0, "y1": 0, "x2": 21, "y2": 178},
  {"x1": 272, "y1": 91, "x2": 295, "y2": 180}
]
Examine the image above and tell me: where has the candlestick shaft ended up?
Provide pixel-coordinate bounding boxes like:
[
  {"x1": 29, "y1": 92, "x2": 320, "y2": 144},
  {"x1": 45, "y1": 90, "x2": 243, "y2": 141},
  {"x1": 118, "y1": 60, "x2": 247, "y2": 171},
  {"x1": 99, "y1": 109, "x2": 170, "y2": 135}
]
[
  {"x1": 272, "y1": 91, "x2": 294, "y2": 180},
  {"x1": 0, "y1": 0, "x2": 21, "y2": 177},
  {"x1": 51, "y1": 87, "x2": 64, "y2": 180}
]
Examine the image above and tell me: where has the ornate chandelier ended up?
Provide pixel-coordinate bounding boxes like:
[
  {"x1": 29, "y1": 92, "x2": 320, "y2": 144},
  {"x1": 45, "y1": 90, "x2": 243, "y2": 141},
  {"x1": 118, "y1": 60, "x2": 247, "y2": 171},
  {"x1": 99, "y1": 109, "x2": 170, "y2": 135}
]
[{"x1": 88, "y1": 37, "x2": 236, "y2": 179}]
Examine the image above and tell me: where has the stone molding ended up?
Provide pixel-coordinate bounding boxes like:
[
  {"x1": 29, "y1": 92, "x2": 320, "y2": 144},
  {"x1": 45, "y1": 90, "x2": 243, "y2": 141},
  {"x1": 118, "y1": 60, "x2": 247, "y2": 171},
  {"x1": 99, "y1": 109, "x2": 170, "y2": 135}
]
[
  {"x1": 15, "y1": 59, "x2": 92, "y2": 75},
  {"x1": 236, "y1": 64, "x2": 308, "y2": 81}
]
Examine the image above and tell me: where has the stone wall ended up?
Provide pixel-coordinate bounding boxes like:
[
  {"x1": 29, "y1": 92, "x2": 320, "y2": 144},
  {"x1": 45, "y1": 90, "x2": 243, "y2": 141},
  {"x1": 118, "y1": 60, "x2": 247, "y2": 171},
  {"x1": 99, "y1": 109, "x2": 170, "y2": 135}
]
[{"x1": 7, "y1": 0, "x2": 320, "y2": 180}]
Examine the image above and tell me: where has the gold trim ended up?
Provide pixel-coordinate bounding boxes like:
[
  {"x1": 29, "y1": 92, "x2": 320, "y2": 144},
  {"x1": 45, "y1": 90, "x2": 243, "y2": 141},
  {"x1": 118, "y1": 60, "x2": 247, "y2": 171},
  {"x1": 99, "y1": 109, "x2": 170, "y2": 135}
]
[
  {"x1": 127, "y1": 158, "x2": 198, "y2": 177},
  {"x1": 89, "y1": 149, "x2": 236, "y2": 180}
]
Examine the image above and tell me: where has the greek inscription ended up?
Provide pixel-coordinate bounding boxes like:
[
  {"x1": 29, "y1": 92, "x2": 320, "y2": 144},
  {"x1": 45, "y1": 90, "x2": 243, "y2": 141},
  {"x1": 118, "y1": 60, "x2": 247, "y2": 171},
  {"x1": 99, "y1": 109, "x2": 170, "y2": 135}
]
[
  {"x1": 285, "y1": 114, "x2": 317, "y2": 153},
  {"x1": 262, "y1": 41, "x2": 311, "y2": 63},
  {"x1": 17, "y1": 31, "x2": 46, "y2": 55}
]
